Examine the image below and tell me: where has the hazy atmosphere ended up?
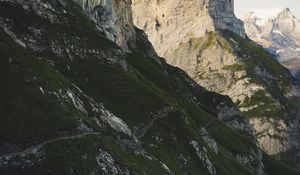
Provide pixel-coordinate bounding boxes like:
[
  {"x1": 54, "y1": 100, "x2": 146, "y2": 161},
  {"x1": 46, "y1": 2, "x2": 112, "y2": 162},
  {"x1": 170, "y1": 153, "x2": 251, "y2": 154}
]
[{"x1": 235, "y1": 0, "x2": 300, "y2": 19}]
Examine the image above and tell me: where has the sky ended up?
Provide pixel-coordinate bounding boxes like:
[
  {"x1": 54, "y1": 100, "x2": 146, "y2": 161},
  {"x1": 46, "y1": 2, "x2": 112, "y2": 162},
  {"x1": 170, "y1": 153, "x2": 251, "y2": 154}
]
[{"x1": 235, "y1": 0, "x2": 300, "y2": 19}]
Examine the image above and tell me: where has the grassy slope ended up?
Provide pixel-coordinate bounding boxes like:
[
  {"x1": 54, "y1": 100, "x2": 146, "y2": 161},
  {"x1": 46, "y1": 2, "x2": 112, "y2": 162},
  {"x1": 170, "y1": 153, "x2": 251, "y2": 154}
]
[
  {"x1": 187, "y1": 30, "x2": 298, "y2": 120},
  {"x1": 221, "y1": 30, "x2": 297, "y2": 118},
  {"x1": 0, "y1": 1, "x2": 299, "y2": 175},
  {"x1": 0, "y1": 27, "x2": 79, "y2": 144},
  {"x1": 182, "y1": 30, "x2": 300, "y2": 167}
]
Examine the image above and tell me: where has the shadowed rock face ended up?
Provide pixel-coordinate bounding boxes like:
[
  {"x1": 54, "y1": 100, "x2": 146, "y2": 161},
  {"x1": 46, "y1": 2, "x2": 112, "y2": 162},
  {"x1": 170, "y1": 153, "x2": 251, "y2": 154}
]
[
  {"x1": 74, "y1": 0, "x2": 136, "y2": 51},
  {"x1": 132, "y1": 0, "x2": 245, "y2": 58},
  {"x1": 208, "y1": 0, "x2": 245, "y2": 38}
]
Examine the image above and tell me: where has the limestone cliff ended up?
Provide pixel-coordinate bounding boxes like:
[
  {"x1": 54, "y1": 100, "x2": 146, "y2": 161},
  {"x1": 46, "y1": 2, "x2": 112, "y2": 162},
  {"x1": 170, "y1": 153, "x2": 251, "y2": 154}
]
[
  {"x1": 132, "y1": 0, "x2": 300, "y2": 165},
  {"x1": 132, "y1": 0, "x2": 245, "y2": 58}
]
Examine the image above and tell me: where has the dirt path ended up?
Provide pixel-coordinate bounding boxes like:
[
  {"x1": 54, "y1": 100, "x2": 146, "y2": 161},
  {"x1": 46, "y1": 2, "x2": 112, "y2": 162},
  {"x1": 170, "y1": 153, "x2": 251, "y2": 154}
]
[{"x1": 0, "y1": 132, "x2": 100, "y2": 162}]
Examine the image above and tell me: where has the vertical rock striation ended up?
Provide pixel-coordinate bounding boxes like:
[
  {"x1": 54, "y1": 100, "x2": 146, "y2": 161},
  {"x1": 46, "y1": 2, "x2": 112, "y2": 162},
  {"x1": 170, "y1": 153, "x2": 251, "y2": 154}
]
[
  {"x1": 209, "y1": 0, "x2": 245, "y2": 37},
  {"x1": 74, "y1": 0, "x2": 136, "y2": 51}
]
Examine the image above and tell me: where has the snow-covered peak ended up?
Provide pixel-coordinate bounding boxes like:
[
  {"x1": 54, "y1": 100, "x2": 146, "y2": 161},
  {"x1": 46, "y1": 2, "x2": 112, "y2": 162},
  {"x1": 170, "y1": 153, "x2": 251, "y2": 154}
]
[
  {"x1": 245, "y1": 8, "x2": 287, "y2": 26},
  {"x1": 243, "y1": 6, "x2": 300, "y2": 66}
]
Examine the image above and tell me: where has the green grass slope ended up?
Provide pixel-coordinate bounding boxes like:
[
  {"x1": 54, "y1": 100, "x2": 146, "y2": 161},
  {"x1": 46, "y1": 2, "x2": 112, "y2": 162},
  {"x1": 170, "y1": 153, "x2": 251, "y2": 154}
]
[{"x1": 0, "y1": 1, "x2": 299, "y2": 175}]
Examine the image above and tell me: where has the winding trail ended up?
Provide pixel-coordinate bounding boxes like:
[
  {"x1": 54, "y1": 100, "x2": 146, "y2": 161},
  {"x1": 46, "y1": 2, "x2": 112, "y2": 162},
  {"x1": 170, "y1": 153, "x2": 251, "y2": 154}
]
[
  {"x1": 135, "y1": 107, "x2": 174, "y2": 139},
  {"x1": 0, "y1": 132, "x2": 100, "y2": 162}
]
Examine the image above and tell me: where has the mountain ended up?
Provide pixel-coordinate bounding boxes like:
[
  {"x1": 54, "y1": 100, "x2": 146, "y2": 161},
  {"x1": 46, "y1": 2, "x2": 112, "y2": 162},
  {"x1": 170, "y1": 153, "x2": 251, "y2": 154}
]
[
  {"x1": 243, "y1": 8, "x2": 300, "y2": 77},
  {"x1": 0, "y1": 0, "x2": 300, "y2": 174},
  {"x1": 132, "y1": 0, "x2": 300, "y2": 167},
  {"x1": 2, "y1": 0, "x2": 299, "y2": 174}
]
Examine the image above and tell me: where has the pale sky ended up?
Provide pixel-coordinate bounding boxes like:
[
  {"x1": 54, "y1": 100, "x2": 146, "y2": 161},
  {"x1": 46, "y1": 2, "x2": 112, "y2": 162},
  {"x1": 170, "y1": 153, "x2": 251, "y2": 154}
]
[{"x1": 235, "y1": 0, "x2": 300, "y2": 19}]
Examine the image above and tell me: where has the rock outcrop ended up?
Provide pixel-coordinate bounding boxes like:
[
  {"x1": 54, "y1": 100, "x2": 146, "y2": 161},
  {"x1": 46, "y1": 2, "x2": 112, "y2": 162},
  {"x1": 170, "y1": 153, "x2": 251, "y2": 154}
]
[{"x1": 132, "y1": 0, "x2": 245, "y2": 58}]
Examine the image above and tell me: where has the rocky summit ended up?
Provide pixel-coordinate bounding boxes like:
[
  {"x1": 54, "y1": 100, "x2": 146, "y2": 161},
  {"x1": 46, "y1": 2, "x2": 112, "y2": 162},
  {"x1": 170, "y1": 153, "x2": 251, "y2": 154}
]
[{"x1": 0, "y1": 0, "x2": 300, "y2": 175}]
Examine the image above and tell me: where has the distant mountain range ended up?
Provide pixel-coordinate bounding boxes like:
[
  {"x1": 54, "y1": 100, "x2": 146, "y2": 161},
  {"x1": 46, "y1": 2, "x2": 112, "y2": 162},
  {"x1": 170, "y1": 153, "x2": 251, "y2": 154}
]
[{"x1": 243, "y1": 8, "x2": 300, "y2": 77}]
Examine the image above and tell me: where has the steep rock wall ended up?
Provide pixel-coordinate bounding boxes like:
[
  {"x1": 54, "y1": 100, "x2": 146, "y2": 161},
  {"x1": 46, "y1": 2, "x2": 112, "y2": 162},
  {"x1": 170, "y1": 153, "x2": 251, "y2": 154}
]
[
  {"x1": 74, "y1": 0, "x2": 136, "y2": 51},
  {"x1": 132, "y1": 0, "x2": 245, "y2": 58}
]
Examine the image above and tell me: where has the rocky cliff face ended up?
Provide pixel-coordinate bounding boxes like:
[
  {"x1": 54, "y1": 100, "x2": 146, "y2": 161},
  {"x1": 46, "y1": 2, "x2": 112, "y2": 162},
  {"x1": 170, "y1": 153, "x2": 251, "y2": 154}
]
[
  {"x1": 209, "y1": 0, "x2": 245, "y2": 38},
  {"x1": 73, "y1": 0, "x2": 136, "y2": 51},
  {"x1": 132, "y1": 0, "x2": 300, "y2": 164},
  {"x1": 243, "y1": 8, "x2": 300, "y2": 77},
  {"x1": 132, "y1": 0, "x2": 245, "y2": 58},
  {"x1": 0, "y1": 0, "x2": 300, "y2": 174}
]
